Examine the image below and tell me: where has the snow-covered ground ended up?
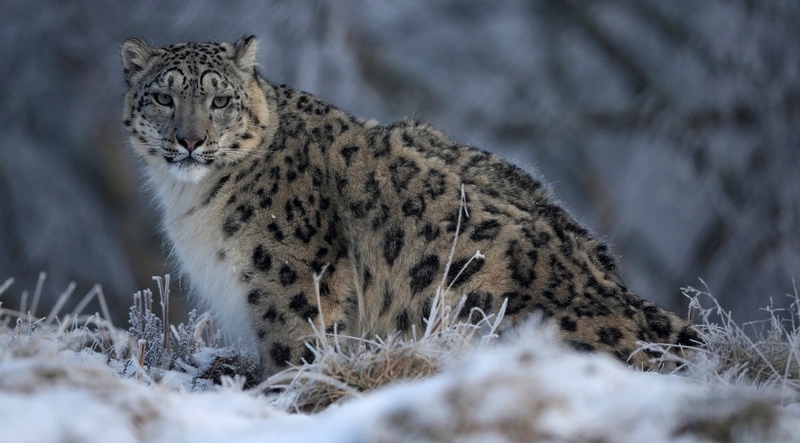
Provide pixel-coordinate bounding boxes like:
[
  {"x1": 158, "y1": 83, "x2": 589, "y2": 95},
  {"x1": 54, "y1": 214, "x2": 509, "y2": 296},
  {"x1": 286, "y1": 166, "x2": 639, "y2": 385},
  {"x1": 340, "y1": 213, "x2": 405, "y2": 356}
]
[{"x1": 2, "y1": 313, "x2": 799, "y2": 443}]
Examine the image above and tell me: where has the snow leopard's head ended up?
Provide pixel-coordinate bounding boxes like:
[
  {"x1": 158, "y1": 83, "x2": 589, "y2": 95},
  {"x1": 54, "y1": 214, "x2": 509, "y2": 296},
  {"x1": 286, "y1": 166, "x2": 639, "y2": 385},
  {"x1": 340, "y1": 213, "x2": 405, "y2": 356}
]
[{"x1": 121, "y1": 36, "x2": 274, "y2": 183}]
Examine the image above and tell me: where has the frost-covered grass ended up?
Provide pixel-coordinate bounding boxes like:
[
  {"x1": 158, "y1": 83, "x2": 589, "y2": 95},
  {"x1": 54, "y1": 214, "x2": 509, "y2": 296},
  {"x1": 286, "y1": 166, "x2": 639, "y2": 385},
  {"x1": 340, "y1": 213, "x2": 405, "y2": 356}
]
[
  {"x1": 126, "y1": 275, "x2": 260, "y2": 387},
  {"x1": 3, "y1": 274, "x2": 800, "y2": 442},
  {"x1": 681, "y1": 283, "x2": 800, "y2": 399}
]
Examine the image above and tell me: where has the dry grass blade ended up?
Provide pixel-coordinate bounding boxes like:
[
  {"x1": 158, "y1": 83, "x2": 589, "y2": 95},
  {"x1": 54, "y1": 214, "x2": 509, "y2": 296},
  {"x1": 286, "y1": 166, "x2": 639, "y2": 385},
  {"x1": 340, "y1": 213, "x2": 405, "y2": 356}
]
[
  {"x1": 0, "y1": 277, "x2": 14, "y2": 297},
  {"x1": 45, "y1": 282, "x2": 76, "y2": 323}
]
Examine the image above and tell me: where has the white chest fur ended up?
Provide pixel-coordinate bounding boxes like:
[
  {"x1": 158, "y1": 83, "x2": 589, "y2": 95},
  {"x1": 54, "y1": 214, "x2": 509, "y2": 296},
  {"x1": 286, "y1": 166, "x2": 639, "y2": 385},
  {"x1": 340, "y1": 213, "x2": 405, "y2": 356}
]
[{"x1": 151, "y1": 172, "x2": 259, "y2": 352}]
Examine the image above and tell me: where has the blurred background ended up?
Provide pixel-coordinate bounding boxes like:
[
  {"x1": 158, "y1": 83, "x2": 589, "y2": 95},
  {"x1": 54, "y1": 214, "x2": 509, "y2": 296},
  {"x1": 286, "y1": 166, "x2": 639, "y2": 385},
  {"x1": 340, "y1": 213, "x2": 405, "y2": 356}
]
[{"x1": 1, "y1": 0, "x2": 798, "y2": 326}]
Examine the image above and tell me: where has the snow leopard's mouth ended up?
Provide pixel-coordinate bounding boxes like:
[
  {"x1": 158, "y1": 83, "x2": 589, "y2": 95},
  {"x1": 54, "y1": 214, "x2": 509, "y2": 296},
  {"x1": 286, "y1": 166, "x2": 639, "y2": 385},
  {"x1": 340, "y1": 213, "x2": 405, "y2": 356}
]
[
  {"x1": 163, "y1": 149, "x2": 215, "y2": 167},
  {"x1": 164, "y1": 156, "x2": 214, "y2": 182},
  {"x1": 165, "y1": 156, "x2": 211, "y2": 166}
]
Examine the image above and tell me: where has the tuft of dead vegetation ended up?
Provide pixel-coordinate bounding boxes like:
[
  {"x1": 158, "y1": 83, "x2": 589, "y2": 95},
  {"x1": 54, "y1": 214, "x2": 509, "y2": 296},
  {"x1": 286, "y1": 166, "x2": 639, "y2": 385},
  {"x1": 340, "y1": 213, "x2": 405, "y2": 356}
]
[
  {"x1": 681, "y1": 282, "x2": 800, "y2": 401},
  {"x1": 262, "y1": 253, "x2": 508, "y2": 412}
]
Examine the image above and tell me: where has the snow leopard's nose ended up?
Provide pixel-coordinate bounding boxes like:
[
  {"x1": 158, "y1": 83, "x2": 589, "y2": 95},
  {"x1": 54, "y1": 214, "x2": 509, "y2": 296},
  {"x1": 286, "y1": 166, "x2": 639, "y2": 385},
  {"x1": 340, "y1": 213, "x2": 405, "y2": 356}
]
[{"x1": 177, "y1": 136, "x2": 206, "y2": 152}]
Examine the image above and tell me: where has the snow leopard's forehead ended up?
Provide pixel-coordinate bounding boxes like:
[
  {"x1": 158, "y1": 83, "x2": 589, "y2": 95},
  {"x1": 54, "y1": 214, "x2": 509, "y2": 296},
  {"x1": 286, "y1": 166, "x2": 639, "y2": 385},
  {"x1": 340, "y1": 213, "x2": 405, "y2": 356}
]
[
  {"x1": 144, "y1": 42, "x2": 251, "y2": 93},
  {"x1": 158, "y1": 42, "x2": 240, "y2": 74},
  {"x1": 164, "y1": 42, "x2": 229, "y2": 62}
]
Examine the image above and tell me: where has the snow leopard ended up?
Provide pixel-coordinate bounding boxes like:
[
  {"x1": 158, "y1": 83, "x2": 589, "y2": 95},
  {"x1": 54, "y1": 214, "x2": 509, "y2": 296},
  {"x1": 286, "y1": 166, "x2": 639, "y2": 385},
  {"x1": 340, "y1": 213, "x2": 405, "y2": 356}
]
[{"x1": 121, "y1": 36, "x2": 698, "y2": 376}]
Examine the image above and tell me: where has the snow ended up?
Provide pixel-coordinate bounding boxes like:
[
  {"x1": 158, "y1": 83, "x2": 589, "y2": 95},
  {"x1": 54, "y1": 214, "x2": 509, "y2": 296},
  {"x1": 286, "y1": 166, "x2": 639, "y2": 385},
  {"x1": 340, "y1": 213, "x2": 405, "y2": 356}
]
[{"x1": 2, "y1": 321, "x2": 799, "y2": 443}]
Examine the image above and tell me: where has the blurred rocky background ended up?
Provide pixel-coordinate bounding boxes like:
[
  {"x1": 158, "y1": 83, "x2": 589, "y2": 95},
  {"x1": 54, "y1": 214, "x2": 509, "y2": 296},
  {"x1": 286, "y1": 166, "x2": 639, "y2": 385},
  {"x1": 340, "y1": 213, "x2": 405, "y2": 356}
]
[{"x1": 1, "y1": 0, "x2": 798, "y2": 325}]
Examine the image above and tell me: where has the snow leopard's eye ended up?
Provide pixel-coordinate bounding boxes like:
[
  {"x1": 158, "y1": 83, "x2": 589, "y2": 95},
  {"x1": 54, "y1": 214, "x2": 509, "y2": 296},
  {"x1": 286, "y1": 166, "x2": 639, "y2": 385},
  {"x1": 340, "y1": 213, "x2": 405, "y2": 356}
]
[
  {"x1": 153, "y1": 93, "x2": 173, "y2": 107},
  {"x1": 211, "y1": 96, "x2": 231, "y2": 109}
]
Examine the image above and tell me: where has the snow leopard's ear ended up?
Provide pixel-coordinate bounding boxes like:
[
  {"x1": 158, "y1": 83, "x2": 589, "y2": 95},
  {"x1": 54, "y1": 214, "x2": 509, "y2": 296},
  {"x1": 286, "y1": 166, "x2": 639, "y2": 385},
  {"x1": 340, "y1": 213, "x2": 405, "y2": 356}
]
[
  {"x1": 232, "y1": 35, "x2": 258, "y2": 72},
  {"x1": 121, "y1": 38, "x2": 157, "y2": 83}
]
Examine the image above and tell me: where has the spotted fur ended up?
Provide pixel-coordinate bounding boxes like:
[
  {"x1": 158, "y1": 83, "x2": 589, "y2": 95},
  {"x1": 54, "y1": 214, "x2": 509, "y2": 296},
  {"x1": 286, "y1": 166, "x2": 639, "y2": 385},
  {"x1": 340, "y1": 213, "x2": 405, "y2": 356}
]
[{"x1": 121, "y1": 36, "x2": 698, "y2": 376}]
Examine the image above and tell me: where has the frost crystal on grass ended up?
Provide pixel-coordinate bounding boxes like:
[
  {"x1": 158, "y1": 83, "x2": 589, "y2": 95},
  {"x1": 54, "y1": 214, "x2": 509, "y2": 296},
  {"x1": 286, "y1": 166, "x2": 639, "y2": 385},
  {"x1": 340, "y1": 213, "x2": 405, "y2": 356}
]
[{"x1": 129, "y1": 289, "x2": 165, "y2": 368}]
